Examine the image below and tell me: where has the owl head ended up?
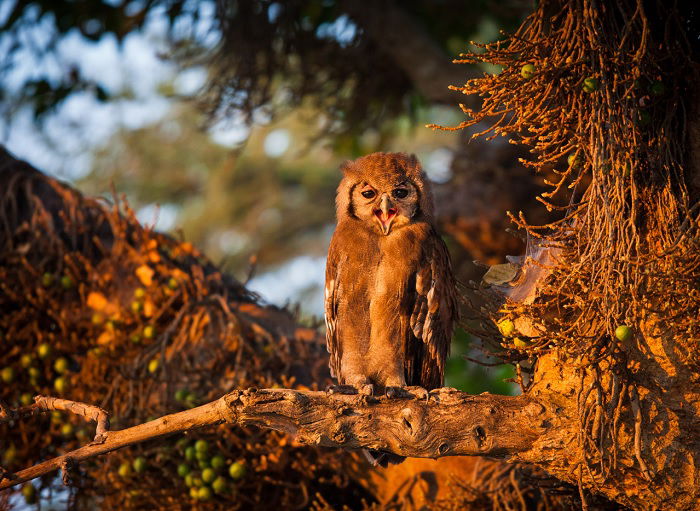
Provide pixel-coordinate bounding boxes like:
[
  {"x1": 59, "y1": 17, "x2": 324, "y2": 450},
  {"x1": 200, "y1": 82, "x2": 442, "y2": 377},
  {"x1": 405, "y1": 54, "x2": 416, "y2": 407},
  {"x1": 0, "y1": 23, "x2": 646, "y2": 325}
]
[{"x1": 335, "y1": 152, "x2": 434, "y2": 235}]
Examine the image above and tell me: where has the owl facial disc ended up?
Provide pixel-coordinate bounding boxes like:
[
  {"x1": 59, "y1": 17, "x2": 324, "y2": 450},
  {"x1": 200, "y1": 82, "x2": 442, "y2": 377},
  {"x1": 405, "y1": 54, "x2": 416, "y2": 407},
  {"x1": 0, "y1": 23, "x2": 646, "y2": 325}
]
[{"x1": 374, "y1": 194, "x2": 397, "y2": 235}]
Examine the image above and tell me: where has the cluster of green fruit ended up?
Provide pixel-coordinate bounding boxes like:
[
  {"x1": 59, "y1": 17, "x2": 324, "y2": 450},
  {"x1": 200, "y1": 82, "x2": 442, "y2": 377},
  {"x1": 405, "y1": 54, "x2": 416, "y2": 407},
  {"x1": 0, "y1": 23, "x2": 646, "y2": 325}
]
[
  {"x1": 163, "y1": 439, "x2": 247, "y2": 501},
  {"x1": 41, "y1": 272, "x2": 74, "y2": 290},
  {"x1": 520, "y1": 63, "x2": 599, "y2": 93},
  {"x1": 497, "y1": 319, "x2": 530, "y2": 348},
  {"x1": 1, "y1": 342, "x2": 73, "y2": 405}
]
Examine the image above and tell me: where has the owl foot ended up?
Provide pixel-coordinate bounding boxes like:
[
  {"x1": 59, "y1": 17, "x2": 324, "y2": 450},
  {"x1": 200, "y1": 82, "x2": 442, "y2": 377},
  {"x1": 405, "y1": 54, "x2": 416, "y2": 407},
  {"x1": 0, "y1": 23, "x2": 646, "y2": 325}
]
[
  {"x1": 384, "y1": 386, "x2": 411, "y2": 399},
  {"x1": 326, "y1": 384, "x2": 375, "y2": 396},
  {"x1": 326, "y1": 384, "x2": 359, "y2": 395},
  {"x1": 404, "y1": 386, "x2": 429, "y2": 401}
]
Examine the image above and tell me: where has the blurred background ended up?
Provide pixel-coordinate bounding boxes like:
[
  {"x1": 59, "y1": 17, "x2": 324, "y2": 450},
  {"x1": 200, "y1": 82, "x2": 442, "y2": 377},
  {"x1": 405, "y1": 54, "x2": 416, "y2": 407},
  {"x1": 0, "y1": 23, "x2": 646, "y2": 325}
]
[{"x1": 0, "y1": 0, "x2": 546, "y2": 395}]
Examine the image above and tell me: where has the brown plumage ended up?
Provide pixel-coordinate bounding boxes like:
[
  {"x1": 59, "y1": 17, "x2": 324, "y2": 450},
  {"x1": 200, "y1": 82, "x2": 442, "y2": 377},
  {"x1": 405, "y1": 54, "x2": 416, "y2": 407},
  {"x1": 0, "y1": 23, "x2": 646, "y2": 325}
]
[{"x1": 325, "y1": 152, "x2": 458, "y2": 395}]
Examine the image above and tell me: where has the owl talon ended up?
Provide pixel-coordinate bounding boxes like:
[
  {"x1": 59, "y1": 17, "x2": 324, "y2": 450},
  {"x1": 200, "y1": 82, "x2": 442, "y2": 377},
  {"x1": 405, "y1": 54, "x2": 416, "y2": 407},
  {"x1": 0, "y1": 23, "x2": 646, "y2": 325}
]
[
  {"x1": 405, "y1": 386, "x2": 429, "y2": 401},
  {"x1": 385, "y1": 386, "x2": 410, "y2": 399},
  {"x1": 326, "y1": 384, "x2": 358, "y2": 395}
]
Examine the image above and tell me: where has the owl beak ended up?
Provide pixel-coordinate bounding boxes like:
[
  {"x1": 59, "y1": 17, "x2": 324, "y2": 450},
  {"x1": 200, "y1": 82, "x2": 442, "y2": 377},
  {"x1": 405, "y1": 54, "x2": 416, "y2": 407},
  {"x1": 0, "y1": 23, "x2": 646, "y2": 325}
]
[{"x1": 374, "y1": 194, "x2": 397, "y2": 235}]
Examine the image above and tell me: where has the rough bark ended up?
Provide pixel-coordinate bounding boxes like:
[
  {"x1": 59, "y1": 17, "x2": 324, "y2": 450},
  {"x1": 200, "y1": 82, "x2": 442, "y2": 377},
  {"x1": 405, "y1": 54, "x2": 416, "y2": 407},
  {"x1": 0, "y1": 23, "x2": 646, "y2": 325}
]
[{"x1": 2, "y1": 369, "x2": 698, "y2": 510}]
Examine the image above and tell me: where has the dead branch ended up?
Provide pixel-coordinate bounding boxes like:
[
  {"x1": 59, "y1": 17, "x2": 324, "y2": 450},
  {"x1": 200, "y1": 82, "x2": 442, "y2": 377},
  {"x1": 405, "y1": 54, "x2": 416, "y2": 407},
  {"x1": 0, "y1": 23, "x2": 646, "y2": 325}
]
[{"x1": 0, "y1": 387, "x2": 544, "y2": 491}]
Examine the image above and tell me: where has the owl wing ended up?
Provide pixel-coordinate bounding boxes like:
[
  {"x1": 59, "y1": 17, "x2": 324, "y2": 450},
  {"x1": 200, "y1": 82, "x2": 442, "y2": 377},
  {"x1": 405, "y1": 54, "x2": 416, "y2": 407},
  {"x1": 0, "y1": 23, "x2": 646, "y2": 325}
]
[
  {"x1": 324, "y1": 239, "x2": 341, "y2": 380},
  {"x1": 406, "y1": 232, "x2": 458, "y2": 390}
]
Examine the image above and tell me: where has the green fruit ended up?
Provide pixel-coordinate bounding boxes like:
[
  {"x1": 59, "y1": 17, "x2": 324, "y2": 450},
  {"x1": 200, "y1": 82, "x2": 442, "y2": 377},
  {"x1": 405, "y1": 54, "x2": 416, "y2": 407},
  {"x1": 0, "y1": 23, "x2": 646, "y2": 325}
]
[
  {"x1": 20, "y1": 353, "x2": 34, "y2": 368},
  {"x1": 133, "y1": 456, "x2": 147, "y2": 473},
  {"x1": 189, "y1": 487, "x2": 199, "y2": 499},
  {"x1": 61, "y1": 423, "x2": 74, "y2": 436},
  {"x1": 41, "y1": 272, "x2": 54, "y2": 287},
  {"x1": 196, "y1": 450, "x2": 209, "y2": 462},
  {"x1": 54, "y1": 376, "x2": 69, "y2": 393},
  {"x1": 148, "y1": 359, "x2": 159, "y2": 374},
  {"x1": 202, "y1": 468, "x2": 216, "y2": 484},
  {"x1": 513, "y1": 337, "x2": 530, "y2": 349},
  {"x1": 212, "y1": 476, "x2": 227, "y2": 494},
  {"x1": 1, "y1": 367, "x2": 15, "y2": 383},
  {"x1": 20, "y1": 393, "x2": 33, "y2": 406},
  {"x1": 197, "y1": 486, "x2": 213, "y2": 501},
  {"x1": 567, "y1": 152, "x2": 584, "y2": 169},
  {"x1": 130, "y1": 333, "x2": 142, "y2": 344},
  {"x1": 3, "y1": 444, "x2": 17, "y2": 464},
  {"x1": 195, "y1": 440, "x2": 209, "y2": 454},
  {"x1": 185, "y1": 446, "x2": 196, "y2": 462},
  {"x1": 130, "y1": 300, "x2": 143, "y2": 313},
  {"x1": 22, "y1": 483, "x2": 37, "y2": 504},
  {"x1": 118, "y1": 462, "x2": 132, "y2": 478},
  {"x1": 91, "y1": 313, "x2": 104, "y2": 325},
  {"x1": 199, "y1": 459, "x2": 211, "y2": 470},
  {"x1": 228, "y1": 461, "x2": 246, "y2": 480},
  {"x1": 497, "y1": 320, "x2": 515, "y2": 337},
  {"x1": 29, "y1": 367, "x2": 41, "y2": 379},
  {"x1": 178, "y1": 463, "x2": 191, "y2": 477},
  {"x1": 185, "y1": 474, "x2": 195, "y2": 487},
  {"x1": 143, "y1": 325, "x2": 155, "y2": 339},
  {"x1": 167, "y1": 278, "x2": 179, "y2": 290},
  {"x1": 649, "y1": 80, "x2": 665, "y2": 96},
  {"x1": 210, "y1": 455, "x2": 226, "y2": 471},
  {"x1": 60, "y1": 275, "x2": 74, "y2": 289},
  {"x1": 134, "y1": 287, "x2": 146, "y2": 299},
  {"x1": 520, "y1": 63, "x2": 536, "y2": 79},
  {"x1": 175, "y1": 389, "x2": 189, "y2": 402},
  {"x1": 615, "y1": 325, "x2": 633, "y2": 342},
  {"x1": 37, "y1": 343, "x2": 52, "y2": 359},
  {"x1": 582, "y1": 77, "x2": 599, "y2": 93},
  {"x1": 54, "y1": 357, "x2": 69, "y2": 374},
  {"x1": 51, "y1": 410, "x2": 63, "y2": 424},
  {"x1": 193, "y1": 477, "x2": 204, "y2": 488}
]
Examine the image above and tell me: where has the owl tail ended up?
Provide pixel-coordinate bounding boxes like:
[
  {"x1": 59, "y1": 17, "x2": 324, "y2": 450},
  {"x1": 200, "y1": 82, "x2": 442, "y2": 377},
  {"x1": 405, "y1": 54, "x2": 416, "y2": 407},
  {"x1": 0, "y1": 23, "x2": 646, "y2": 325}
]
[{"x1": 362, "y1": 448, "x2": 405, "y2": 467}]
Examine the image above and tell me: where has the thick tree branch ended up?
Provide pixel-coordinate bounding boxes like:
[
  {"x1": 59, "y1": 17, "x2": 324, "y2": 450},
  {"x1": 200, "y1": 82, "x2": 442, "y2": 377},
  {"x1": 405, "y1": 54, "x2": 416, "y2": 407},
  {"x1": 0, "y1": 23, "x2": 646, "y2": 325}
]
[{"x1": 0, "y1": 387, "x2": 545, "y2": 491}]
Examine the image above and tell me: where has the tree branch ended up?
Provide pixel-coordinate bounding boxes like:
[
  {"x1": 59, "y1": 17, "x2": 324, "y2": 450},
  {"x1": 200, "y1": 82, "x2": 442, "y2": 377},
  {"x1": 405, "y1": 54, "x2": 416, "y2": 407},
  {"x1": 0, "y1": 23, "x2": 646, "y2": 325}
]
[{"x1": 0, "y1": 387, "x2": 545, "y2": 491}]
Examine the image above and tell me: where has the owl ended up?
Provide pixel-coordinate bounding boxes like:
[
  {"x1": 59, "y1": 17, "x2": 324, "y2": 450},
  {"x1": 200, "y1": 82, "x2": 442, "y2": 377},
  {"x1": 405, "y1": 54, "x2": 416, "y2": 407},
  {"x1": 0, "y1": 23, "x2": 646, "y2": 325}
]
[{"x1": 324, "y1": 151, "x2": 458, "y2": 400}]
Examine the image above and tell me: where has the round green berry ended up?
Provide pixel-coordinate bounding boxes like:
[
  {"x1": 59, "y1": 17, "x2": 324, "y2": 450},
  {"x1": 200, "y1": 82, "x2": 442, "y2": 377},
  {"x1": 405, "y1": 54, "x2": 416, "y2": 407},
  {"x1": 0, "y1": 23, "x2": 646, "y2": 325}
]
[
  {"x1": 20, "y1": 354, "x2": 34, "y2": 368},
  {"x1": 60, "y1": 275, "x2": 74, "y2": 289},
  {"x1": 54, "y1": 357, "x2": 69, "y2": 374},
  {"x1": 189, "y1": 487, "x2": 199, "y2": 499},
  {"x1": 134, "y1": 287, "x2": 146, "y2": 299},
  {"x1": 615, "y1": 325, "x2": 633, "y2": 342},
  {"x1": 143, "y1": 325, "x2": 155, "y2": 339},
  {"x1": 497, "y1": 320, "x2": 515, "y2": 337},
  {"x1": 210, "y1": 455, "x2": 225, "y2": 471},
  {"x1": 54, "y1": 376, "x2": 69, "y2": 393},
  {"x1": 185, "y1": 446, "x2": 196, "y2": 462},
  {"x1": 22, "y1": 483, "x2": 37, "y2": 504},
  {"x1": 133, "y1": 456, "x2": 147, "y2": 474},
  {"x1": 195, "y1": 439, "x2": 209, "y2": 454},
  {"x1": 202, "y1": 468, "x2": 216, "y2": 484},
  {"x1": 520, "y1": 63, "x2": 536, "y2": 79},
  {"x1": 118, "y1": 462, "x2": 132, "y2": 478},
  {"x1": 1, "y1": 367, "x2": 14, "y2": 383},
  {"x1": 20, "y1": 393, "x2": 33, "y2": 406},
  {"x1": 178, "y1": 463, "x2": 191, "y2": 477},
  {"x1": 175, "y1": 389, "x2": 189, "y2": 402},
  {"x1": 582, "y1": 77, "x2": 599, "y2": 93},
  {"x1": 41, "y1": 273, "x2": 54, "y2": 287},
  {"x1": 197, "y1": 486, "x2": 213, "y2": 501},
  {"x1": 228, "y1": 461, "x2": 246, "y2": 480},
  {"x1": 212, "y1": 476, "x2": 227, "y2": 494},
  {"x1": 148, "y1": 358, "x2": 159, "y2": 374},
  {"x1": 61, "y1": 423, "x2": 74, "y2": 437},
  {"x1": 37, "y1": 343, "x2": 52, "y2": 359}
]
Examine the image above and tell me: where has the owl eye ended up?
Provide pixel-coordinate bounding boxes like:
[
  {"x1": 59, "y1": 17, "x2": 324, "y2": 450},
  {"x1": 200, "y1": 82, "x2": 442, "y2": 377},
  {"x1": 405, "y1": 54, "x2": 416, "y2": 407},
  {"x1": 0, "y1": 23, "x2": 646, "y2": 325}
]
[
  {"x1": 361, "y1": 190, "x2": 376, "y2": 199},
  {"x1": 392, "y1": 188, "x2": 409, "y2": 199}
]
